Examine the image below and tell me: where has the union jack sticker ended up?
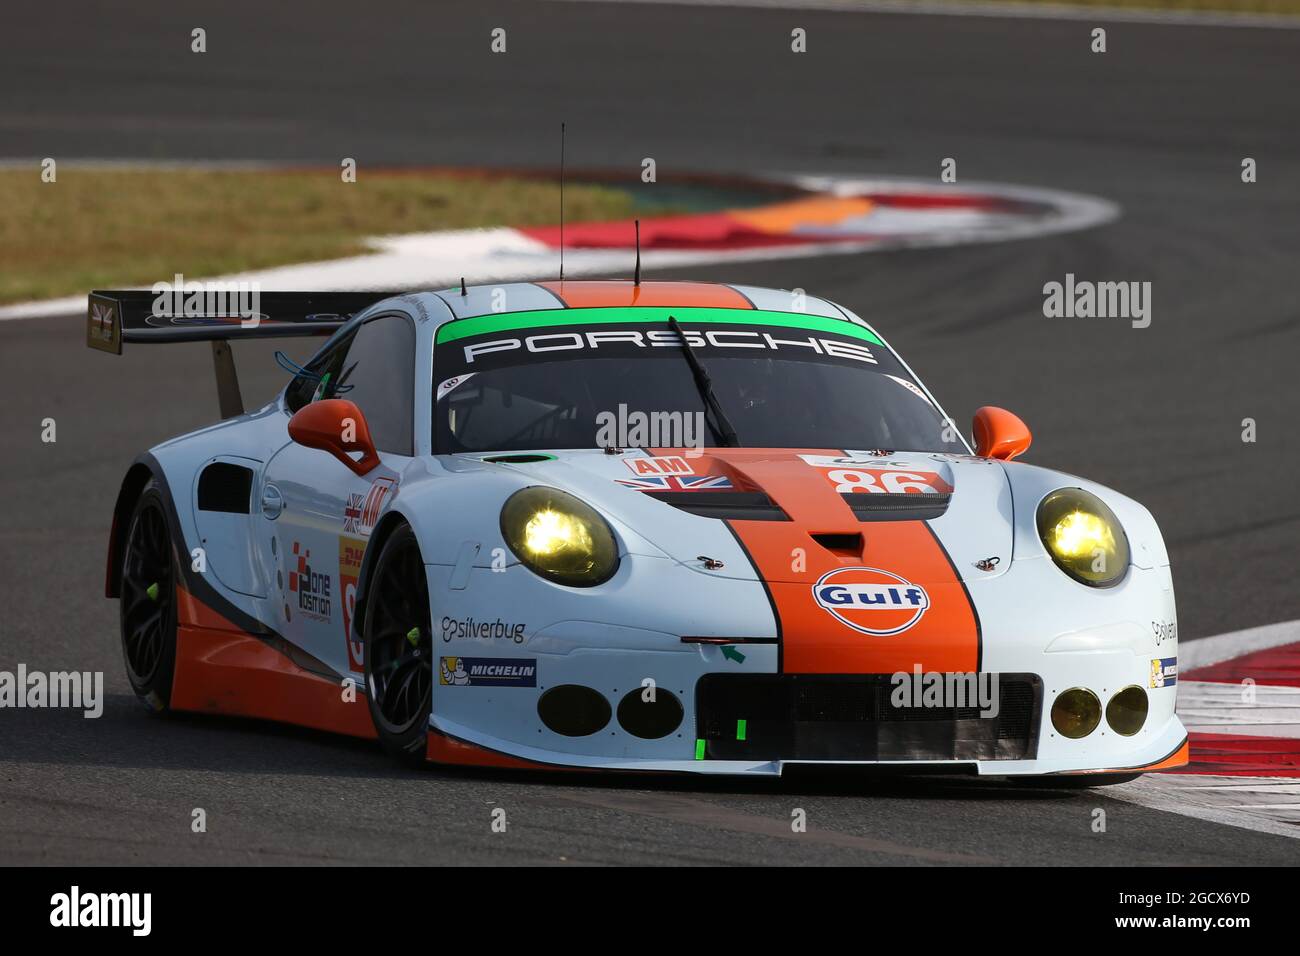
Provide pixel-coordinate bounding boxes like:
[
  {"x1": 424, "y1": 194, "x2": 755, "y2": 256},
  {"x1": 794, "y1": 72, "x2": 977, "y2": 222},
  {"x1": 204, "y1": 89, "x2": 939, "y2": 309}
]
[
  {"x1": 86, "y1": 295, "x2": 121, "y2": 354},
  {"x1": 344, "y1": 476, "x2": 396, "y2": 535},
  {"x1": 616, "y1": 474, "x2": 733, "y2": 492}
]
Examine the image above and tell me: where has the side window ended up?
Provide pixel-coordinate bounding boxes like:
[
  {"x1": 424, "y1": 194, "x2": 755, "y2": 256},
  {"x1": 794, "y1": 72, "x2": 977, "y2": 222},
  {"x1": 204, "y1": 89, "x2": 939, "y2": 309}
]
[
  {"x1": 284, "y1": 332, "x2": 355, "y2": 413},
  {"x1": 333, "y1": 315, "x2": 416, "y2": 456}
]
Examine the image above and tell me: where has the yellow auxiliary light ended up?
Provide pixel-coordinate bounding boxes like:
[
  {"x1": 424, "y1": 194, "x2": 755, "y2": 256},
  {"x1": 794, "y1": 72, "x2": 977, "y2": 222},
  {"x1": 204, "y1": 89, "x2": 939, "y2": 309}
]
[
  {"x1": 1051, "y1": 687, "x2": 1102, "y2": 739},
  {"x1": 1105, "y1": 686, "x2": 1149, "y2": 737},
  {"x1": 501, "y1": 487, "x2": 619, "y2": 587},
  {"x1": 1036, "y1": 488, "x2": 1129, "y2": 587}
]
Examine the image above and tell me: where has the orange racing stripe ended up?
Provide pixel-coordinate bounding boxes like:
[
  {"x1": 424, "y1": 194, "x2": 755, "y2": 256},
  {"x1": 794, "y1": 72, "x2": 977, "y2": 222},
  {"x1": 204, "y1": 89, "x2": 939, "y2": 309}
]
[
  {"x1": 537, "y1": 280, "x2": 753, "y2": 309},
  {"x1": 649, "y1": 448, "x2": 982, "y2": 674},
  {"x1": 731, "y1": 519, "x2": 981, "y2": 674}
]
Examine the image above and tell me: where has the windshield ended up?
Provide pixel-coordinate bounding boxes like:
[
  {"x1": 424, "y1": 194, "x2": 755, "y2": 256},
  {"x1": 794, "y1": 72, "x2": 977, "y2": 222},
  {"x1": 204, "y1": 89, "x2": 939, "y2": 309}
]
[{"x1": 432, "y1": 307, "x2": 952, "y2": 454}]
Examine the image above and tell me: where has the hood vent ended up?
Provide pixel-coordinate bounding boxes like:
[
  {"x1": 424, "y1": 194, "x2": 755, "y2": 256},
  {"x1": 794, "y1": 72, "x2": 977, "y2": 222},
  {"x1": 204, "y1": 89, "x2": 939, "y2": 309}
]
[
  {"x1": 482, "y1": 453, "x2": 556, "y2": 464},
  {"x1": 645, "y1": 491, "x2": 789, "y2": 521},
  {"x1": 841, "y1": 492, "x2": 950, "y2": 522},
  {"x1": 811, "y1": 532, "x2": 863, "y2": 557}
]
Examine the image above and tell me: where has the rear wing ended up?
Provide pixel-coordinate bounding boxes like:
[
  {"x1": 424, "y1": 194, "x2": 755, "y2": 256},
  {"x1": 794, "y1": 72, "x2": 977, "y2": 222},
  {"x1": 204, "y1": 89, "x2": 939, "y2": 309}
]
[{"x1": 86, "y1": 290, "x2": 396, "y2": 419}]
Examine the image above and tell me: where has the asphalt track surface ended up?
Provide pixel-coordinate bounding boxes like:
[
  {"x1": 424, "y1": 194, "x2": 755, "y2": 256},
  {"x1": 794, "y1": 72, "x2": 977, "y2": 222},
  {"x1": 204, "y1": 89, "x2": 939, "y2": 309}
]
[{"x1": 1, "y1": 1, "x2": 1299, "y2": 865}]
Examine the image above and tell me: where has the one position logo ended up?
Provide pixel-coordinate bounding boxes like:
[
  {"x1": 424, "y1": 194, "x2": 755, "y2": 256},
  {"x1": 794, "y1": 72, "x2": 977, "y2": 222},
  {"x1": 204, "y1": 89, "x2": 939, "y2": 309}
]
[
  {"x1": 812, "y1": 567, "x2": 930, "y2": 636},
  {"x1": 289, "y1": 541, "x2": 332, "y2": 622}
]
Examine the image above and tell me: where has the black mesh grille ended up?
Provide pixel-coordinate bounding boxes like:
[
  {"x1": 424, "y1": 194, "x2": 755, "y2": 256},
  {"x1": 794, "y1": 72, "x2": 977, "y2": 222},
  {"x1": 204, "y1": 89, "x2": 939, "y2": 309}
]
[
  {"x1": 197, "y1": 462, "x2": 253, "y2": 514},
  {"x1": 841, "y1": 492, "x2": 950, "y2": 521},
  {"x1": 645, "y1": 490, "x2": 788, "y2": 521},
  {"x1": 697, "y1": 673, "x2": 1042, "y2": 761}
]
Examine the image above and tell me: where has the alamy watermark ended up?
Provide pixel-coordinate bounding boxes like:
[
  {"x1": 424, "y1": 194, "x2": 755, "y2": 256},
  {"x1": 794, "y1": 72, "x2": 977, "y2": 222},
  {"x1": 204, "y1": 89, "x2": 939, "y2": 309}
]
[
  {"x1": 1043, "y1": 273, "x2": 1151, "y2": 328},
  {"x1": 595, "y1": 404, "x2": 706, "y2": 450},
  {"x1": 151, "y1": 273, "x2": 262, "y2": 328},
  {"x1": 50, "y1": 886, "x2": 151, "y2": 936},
  {"x1": 0, "y1": 665, "x2": 103, "y2": 718},
  {"x1": 890, "y1": 667, "x2": 999, "y2": 718}
]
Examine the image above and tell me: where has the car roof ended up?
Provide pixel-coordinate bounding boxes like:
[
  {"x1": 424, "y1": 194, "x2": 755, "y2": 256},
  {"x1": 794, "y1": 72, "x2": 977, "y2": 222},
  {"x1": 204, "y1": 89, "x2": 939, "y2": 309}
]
[{"x1": 429, "y1": 280, "x2": 855, "y2": 322}]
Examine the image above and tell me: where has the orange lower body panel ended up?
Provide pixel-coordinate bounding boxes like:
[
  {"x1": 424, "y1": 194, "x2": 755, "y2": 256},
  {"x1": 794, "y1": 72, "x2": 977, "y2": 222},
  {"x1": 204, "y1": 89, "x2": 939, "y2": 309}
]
[
  {"x1": 171, "y1": 585, "x2": 559, "y2": 768},
  {"x1": 1061, "y1": 737, "x2": 1190, "y2": 775},
  {"x1": 425, "y1": 730, "x2": 566, "y2": 770},
  {"x1": 170, "y1": 585, "x2": 376, "y2": 739},
  {"x1": 1134, "y1": 738, "x2": 1191, "y2": 772}
]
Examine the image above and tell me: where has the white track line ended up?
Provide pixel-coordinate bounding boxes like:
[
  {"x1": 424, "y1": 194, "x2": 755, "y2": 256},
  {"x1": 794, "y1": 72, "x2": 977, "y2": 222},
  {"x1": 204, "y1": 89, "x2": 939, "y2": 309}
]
[
  {"x1": 553, "y1": 0, "x2": 1300, "y2": 30},
  {"x1": 1107, "y1": 619, "x2": 1300, "y2": 840},
  {"x1": 1179, "y1": 618, "x2": 1300, "y2": 670},
  {"x1": 1113, "y1": 775, "x2": 1300, "y2": 840},
  {"x1": 1178, "y1": 681, "x2": 1300, "y2": 738}
]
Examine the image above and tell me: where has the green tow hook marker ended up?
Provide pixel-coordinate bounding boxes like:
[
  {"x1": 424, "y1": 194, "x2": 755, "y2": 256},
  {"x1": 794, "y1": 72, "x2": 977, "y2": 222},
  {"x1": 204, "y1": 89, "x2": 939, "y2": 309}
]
[
  {"x1": 720, "y1": 644, "x2": 745, "y2": 664},
  {"x1": 695, "y1": 739, "x2": 707, "y2": 761},
  {"x1": 736, "y1": 719, "x2": 747, "y2": 741},
  {"x1": 146, "y1": 582, "x2": 160, "y2": 602},
  {"x1": 405, "y1": 627, "x2": 421, "y2": 648}
]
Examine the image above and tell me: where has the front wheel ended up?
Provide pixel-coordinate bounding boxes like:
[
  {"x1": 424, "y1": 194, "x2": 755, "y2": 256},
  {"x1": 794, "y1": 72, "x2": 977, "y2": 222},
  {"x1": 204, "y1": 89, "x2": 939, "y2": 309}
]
[
  {"x1": 119, "y1": 481, "x2": 179, "y2": 711},
  {"x1": 363, "y1": 524, "x2": 433, "y2": 766}
]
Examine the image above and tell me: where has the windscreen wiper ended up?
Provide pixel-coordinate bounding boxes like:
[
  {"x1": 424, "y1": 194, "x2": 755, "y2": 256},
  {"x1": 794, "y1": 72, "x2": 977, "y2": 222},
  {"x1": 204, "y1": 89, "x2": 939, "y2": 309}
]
[{"x1": 667, "y1": 315, "x2": 740, "y2": 447}]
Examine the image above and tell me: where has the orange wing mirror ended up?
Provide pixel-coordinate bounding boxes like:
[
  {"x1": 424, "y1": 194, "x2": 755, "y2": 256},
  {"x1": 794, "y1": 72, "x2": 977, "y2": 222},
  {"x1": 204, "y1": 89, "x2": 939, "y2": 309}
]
[
  {"x1": 972, "y1": 406, "x2": 1032, "y2": 461},
  {"x1": 288, "y1": 399, "x2": 381, "y2": 476}
]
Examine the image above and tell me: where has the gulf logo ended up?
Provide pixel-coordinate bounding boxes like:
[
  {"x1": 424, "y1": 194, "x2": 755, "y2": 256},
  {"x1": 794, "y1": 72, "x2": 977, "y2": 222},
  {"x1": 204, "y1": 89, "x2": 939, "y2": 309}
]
[{"x1": 811, "y1": 567, "x2": 931, "y2": 636}]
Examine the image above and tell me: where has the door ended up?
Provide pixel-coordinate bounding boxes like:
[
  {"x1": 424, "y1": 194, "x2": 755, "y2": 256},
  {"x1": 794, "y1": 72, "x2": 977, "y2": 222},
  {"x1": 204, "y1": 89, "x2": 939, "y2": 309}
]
[{"x1": 259, "y1": 312, "x2": 417, "y2": 678}]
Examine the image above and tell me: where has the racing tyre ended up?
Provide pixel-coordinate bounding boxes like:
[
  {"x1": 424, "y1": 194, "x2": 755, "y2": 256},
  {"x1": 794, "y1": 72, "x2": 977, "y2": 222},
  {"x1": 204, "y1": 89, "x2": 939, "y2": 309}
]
[
  {"x1": 119, "y1": 480, "x2": 179, "y2": 711},
  {"x1": 1016, "y1": 772, "x2": 1142, "y2": 788},
  {"x1": 363, "y1": 524, "x2": 433, "y2": 766}
]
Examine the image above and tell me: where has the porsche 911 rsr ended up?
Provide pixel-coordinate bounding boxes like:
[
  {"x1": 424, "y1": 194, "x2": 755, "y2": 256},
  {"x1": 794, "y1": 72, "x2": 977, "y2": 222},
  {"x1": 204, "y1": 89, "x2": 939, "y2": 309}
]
[{"x1": 89, "y1": 280, "x2": 1186, "y2": 782}]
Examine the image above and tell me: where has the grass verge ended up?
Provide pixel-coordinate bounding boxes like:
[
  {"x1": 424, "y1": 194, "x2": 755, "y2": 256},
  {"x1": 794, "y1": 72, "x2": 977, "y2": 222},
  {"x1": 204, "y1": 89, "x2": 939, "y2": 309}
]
[{"x1": 0, "y1": 167, "x2": 672, "y2": 304}]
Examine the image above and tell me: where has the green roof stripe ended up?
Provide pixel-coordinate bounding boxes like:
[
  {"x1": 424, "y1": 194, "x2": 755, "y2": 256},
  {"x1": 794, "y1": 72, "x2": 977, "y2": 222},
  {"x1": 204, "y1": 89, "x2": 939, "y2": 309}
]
[{"x1": 435, "y1": 306, "x2": 883, "y2": 346}]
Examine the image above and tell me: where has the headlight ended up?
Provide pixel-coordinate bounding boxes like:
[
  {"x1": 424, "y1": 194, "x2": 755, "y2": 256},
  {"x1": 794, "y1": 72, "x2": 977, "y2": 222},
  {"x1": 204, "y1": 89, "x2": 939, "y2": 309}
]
[
  {"x1": 500, "y1": 487, "x2": 619, "y2": 587},
  {"x1": 1036, "y1": 488, "x2": 1129, "y2": 587}
]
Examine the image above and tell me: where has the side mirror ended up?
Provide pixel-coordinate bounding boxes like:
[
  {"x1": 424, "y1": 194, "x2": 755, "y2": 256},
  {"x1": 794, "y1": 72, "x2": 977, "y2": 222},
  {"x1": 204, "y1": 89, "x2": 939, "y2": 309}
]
[
  {"x1": 288, "y1": 399, "x2": 381, "y2": 476},
  {"x1": 972, "y1": 406, "x2": 1032, "y2": 461}
]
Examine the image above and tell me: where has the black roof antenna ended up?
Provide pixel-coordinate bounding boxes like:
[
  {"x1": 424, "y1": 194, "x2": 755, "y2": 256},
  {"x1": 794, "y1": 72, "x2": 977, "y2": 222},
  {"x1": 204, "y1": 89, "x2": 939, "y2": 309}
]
[
  {"x1": 559, "y1": 122, "x2": 566, "y2": 281},
  {"x1": 633, "y1": 219, "x2": 641, "y2": 286},
  {"x1": 459, "y1": 276, "x2": 467, "y2": 297}
]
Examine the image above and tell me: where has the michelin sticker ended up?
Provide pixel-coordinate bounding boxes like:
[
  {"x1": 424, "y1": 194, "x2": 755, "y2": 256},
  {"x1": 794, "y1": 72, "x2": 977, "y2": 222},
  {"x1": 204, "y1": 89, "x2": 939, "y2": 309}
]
[
  {"x1": 440, "y1": 657, "x2": 537, "y2": 688},
  {"x1": 1150, "y1": 657, "x2": 1178, "y2": 688}
]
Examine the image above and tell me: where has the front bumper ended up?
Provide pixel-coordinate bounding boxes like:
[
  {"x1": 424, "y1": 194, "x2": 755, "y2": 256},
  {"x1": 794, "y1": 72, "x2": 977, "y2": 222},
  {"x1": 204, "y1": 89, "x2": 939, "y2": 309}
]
[
  {"x1": 426, "y1": 555, "x2": 1187, "y2": 777},
  {"x1": 427, "y1": 636, "x2": 1188, "y2": 777}
]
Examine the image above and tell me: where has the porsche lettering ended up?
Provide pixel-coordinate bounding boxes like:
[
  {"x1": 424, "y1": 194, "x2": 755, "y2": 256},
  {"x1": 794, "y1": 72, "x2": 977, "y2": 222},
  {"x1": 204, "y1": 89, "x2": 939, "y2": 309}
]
[{"x1": 463, "y1": 328, "x2": 876, "y2": 365}]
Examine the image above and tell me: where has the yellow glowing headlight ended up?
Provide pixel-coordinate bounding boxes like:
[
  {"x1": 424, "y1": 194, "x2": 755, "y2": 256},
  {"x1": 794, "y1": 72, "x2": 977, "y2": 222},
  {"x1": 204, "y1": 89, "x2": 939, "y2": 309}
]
[
  {"x1": 1036, "y1": 488, "x2": 1129, "y2": 587},
  {"x1": 501, "y1": 487, "x2": 619, "y2": 587}
]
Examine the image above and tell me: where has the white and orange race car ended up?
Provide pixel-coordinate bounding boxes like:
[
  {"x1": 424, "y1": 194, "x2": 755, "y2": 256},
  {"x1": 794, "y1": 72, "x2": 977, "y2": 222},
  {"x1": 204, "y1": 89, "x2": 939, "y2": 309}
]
[{"x1": 91, "y1": 279, "x2": 1186, "y2": 783}]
